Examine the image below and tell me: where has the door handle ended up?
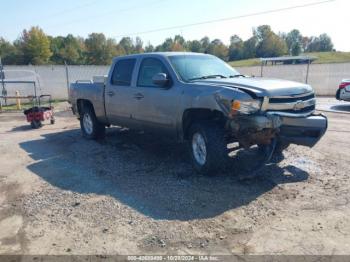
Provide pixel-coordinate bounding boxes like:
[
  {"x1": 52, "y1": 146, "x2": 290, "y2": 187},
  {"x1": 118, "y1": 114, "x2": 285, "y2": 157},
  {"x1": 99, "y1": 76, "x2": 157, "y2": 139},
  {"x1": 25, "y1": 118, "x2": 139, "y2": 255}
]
[
  {"x1": 133, "y1": 93, "x2": 144, "y2": 100},
  {"x1": 107, "y1": 91, "x2": 115, "y2": 96}
]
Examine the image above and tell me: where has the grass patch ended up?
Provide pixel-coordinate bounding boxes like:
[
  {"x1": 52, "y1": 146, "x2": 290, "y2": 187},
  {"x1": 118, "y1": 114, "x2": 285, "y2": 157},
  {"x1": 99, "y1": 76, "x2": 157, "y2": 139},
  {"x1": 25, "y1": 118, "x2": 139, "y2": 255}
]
[
  {"x1": 0, "y1": 99, "x2": 66, "y2": 111},
  {"x1": 229, "y1": 51, "x2": 350, "y2": 67},
  {"x1": 304, "y1": 51, "x2": 350, "y2": 64},
  {"x1": 230, "y1": 58, "x2": 261, "y2": 67}
]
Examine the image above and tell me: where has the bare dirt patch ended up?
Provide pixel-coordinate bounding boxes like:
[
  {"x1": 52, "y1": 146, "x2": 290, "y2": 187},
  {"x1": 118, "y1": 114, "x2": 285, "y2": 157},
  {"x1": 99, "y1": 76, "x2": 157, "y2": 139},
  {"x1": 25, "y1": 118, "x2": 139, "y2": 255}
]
[{"x1": 0, "y1": 102, "x2": 350, "y2": 255}]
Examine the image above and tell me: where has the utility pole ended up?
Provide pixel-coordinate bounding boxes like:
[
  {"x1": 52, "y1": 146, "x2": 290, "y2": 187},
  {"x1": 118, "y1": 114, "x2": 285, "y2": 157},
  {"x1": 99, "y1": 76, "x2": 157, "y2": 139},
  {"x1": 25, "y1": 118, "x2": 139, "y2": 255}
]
[
  {"x1": 64, "y1": 61, "x2": 70, "y2": 95},
  {"x1": 0, "y1": 57, "x2": 7, "y2": 106}
]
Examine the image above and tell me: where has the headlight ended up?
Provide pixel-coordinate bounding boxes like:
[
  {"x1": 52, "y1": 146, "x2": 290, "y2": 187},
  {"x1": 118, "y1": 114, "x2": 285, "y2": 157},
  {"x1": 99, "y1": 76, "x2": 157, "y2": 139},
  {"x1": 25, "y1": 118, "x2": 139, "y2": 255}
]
[{"x1": 230, "y1": 99, "x2": 262, "y2": 115}]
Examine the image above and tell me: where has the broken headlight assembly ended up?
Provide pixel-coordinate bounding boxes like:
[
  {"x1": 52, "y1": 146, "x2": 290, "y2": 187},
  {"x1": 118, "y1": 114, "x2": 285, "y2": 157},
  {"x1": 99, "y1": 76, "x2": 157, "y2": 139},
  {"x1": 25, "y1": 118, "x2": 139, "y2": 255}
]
[{"x1": 230, "y1": 99, "x2": 262, "y2": 115}]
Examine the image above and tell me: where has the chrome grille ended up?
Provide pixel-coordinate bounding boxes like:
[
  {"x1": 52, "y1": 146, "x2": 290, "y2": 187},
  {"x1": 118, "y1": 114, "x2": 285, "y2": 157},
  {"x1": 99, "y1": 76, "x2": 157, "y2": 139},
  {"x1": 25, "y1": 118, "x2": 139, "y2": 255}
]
[{"x1": 263, "y1": 92, "x2": 316, "y2": 117}]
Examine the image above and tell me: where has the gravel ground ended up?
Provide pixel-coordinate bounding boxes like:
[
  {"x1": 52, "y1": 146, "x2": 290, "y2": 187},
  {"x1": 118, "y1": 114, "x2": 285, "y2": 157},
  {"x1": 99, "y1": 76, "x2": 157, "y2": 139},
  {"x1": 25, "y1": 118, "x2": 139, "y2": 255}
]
[{"x1": 0, "y1": 99, "x2": 350, "y2": 255}]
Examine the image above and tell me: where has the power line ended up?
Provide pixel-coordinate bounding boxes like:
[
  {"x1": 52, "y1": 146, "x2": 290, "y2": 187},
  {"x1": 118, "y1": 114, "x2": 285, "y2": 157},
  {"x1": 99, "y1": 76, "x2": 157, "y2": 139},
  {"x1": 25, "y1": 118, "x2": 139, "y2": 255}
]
[
  {"x1": 46, "y1": 0, "x2": 168, "y2": 29},
  {"x1": 29, "y1": 0, "x2": 100, "y2": 23},
  {"x1": 113, "y1": 0, "x2": 335, "y2": 38},
  {"x1": 45, "y1": 0, "x2": 100, "y2": 18}
]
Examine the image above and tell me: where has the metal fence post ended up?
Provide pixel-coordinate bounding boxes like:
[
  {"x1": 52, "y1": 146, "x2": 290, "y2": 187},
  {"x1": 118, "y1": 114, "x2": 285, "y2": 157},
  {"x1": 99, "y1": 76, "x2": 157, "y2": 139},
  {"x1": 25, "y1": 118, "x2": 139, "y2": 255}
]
[
  {"x1": 260, "y1": 60, "x2": 264, "y2": 77},
  {"x1": 65, "y1": 61, "x2": 70, "y2": 98},
  {"x1": 305, "y1": 59, "x2": 310, "y2": 84},
  {"x1": 0, "y1": 57, "x2": 7, "y2": 106}
]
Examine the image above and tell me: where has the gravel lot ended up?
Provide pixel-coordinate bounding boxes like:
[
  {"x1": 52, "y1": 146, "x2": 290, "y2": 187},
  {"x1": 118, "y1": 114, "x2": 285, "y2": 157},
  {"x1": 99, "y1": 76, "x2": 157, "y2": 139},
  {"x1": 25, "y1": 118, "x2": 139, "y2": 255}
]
[{"x1": 0, "y1": 98, "x2": 350, "y2": 255}]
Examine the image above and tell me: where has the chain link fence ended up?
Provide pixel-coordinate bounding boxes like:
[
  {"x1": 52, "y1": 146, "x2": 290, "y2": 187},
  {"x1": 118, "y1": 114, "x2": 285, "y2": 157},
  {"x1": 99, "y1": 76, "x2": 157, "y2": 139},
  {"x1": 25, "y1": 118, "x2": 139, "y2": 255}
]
[
  {"x1": 2, "y1": 65, "x2": 109, "y2": 100},
  {"x1": 237, "y1": 62, "x2": 350, "y2": 96},
  {"x1": 1, "y1": 63, "x2": 349, "y2": 101}
]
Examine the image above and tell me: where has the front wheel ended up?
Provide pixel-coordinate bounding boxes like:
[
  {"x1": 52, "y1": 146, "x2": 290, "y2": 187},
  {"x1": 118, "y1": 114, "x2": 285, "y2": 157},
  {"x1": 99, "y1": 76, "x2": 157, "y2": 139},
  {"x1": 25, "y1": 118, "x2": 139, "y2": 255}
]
[
  {"x1": 188, "y1": 122, "x2": 229, "y2": 175},
  {"x1": 80, "y1": 105, "x2": 105, "y2": 139}
]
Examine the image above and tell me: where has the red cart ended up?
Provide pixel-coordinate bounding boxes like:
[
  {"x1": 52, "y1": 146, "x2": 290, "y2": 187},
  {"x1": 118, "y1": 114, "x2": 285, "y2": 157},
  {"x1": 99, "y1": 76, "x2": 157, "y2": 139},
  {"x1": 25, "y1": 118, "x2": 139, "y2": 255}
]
[{"x1": 24, "y1": 94, "x2": 55, "y2": 129}]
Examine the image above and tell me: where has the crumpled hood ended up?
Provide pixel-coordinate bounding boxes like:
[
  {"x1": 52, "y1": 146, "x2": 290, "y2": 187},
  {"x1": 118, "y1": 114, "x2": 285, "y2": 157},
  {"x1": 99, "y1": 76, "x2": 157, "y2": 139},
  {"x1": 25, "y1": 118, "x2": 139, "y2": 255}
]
[{"x1": 193, "y1": 77, "x2": 313, "y2": 97}]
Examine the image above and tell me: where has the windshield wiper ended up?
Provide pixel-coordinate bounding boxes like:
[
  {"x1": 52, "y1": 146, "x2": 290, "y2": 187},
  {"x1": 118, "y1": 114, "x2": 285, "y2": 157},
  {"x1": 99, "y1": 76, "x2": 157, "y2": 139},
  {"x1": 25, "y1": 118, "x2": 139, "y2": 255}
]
[
  {"x1": 229, "y1": 74, "x2": 246, "y2": 78},
  {"x1": 188, "y1": 74, "x2": 227, "y2": 81}
]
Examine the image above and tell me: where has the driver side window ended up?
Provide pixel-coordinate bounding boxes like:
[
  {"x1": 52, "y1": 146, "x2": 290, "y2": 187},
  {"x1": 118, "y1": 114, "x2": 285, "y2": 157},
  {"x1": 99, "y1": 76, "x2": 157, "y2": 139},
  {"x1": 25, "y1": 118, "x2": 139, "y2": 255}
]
[{"x1": 137, "y1": 58, "x2": 169, "y2": 87}]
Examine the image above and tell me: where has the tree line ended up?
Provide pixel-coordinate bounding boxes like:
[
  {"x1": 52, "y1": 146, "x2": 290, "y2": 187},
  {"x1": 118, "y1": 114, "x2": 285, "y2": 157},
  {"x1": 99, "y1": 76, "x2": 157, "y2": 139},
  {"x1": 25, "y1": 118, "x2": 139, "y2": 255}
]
[{"x1": 0, "y1": 25, "x2": 334, "y2": 65}]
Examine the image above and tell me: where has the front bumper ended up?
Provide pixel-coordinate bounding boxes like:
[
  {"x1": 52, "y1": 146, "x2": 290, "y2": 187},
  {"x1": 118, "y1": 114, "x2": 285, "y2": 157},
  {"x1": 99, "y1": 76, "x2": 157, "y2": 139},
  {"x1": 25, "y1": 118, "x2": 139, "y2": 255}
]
[
  {"x1": 278, "y1": 114, "x2": 328, "y2": 147},
  {"x1": 228, "y1": 113, "x2": 328, "y2": 148}
]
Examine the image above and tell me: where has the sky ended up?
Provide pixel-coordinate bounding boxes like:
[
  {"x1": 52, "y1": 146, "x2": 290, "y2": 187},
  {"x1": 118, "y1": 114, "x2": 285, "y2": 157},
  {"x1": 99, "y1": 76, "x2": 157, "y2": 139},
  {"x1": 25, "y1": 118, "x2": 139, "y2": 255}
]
[{"x1": 1, "y1": 0, "x2": 349, "y2": 51}]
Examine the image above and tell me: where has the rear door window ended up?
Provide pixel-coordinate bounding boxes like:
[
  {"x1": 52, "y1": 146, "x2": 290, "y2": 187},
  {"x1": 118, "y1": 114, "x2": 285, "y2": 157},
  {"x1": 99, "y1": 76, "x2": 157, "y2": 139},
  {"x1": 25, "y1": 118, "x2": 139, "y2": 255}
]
[{"x1": 111, "y1": 59, "x2": 136, "y2": 86}]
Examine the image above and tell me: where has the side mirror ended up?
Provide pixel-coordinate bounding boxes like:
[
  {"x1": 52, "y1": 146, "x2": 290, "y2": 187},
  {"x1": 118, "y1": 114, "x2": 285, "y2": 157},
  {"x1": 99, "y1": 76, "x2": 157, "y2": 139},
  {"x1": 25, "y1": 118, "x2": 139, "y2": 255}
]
[{"x1": 152, "y1": 73, "x2": 169, "y2": 87}]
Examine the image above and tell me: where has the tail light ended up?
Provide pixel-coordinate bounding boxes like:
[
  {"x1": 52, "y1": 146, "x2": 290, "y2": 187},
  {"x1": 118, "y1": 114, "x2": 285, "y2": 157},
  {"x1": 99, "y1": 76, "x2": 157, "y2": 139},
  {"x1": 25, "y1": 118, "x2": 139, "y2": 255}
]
[{"x1": 339, "y1": 82, "x2": 350, "y2": 89}]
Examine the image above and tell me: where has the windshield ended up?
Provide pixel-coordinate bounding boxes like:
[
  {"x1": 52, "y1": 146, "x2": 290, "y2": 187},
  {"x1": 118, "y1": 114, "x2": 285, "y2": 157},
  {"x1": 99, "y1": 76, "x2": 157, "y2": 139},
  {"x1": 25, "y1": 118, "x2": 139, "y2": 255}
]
[{"x1": 168, "y1": 55, "x2": 240, "y2": 82}]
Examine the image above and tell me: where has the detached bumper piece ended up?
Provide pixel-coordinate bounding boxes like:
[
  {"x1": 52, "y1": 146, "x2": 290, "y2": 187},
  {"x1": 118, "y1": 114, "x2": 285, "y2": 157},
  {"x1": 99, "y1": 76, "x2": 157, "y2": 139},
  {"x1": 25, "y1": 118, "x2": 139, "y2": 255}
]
[
  {"x1": 279, "y1": 114, "x2": 328, "y2": 147},
  {"x1": 228, "y1": 114, "x2": 282, "y2": 148}
]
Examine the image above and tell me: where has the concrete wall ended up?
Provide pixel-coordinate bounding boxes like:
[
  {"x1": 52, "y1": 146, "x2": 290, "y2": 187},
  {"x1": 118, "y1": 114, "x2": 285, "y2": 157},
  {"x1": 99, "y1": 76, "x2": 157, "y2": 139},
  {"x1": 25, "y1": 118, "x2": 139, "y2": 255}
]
[
  {"x1": 1, "y1": 63, "x2": 349, "y2": 100},
  {"x1": 236, "y1": 62, "x2": 350, "y2": 96},
  {"x1": 1, "y1": 65, "x2": 109, "y2": 100}
]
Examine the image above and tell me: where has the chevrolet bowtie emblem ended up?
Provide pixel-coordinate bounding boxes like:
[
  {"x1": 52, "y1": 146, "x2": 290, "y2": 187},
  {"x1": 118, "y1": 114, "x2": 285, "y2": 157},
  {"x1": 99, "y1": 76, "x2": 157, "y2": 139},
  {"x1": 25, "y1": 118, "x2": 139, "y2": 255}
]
[{"x1": 293, "y1": 100, "x2": 305, "y2": 110}]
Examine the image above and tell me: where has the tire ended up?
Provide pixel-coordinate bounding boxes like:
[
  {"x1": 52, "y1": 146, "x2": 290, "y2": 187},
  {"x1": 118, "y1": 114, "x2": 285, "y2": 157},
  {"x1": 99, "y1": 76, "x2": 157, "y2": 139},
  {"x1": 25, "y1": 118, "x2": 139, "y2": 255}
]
[
  {"x1": 258, "y1": 139, "x2": 288, "y2": 164},
  {"x1": 259, "y1": 140, "x2": 289, "y2": 152},
  {"x1": 275, "y1": 140, "x2": 290, "y2": 153},
  {"x1": 30, "y1": 120, "x2": 42, "y2": 129},
  {"x1": 80, "y1": 105, "x2": 105, "y2": 139},
  {"x1": 188, "y1": 122, "x2": 229, "y2": 175},
  {"x1": 336, "y1": 89, "x2": 341, "y2": 100}
]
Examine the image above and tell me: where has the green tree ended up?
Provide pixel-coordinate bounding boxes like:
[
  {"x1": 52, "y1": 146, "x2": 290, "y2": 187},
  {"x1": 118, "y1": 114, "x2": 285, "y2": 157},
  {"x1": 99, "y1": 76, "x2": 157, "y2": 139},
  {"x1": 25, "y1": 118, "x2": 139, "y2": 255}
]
[
  {"x1": 306, "y1": 34, "x2": 334, "y2": 52},
  {"x1": 119, "y1": 37, "x2": 134, "y2": 54},
  {"x1": 0, "y1": 24, "x2": 336, "y2": 64},
  {"x1": 18, "y1": 26, "x2": 52, "y2": 64},
  {"x1": 0, "y1": 37, "x2": 19, "y2": 64},
  {"x1": 85, "y1": 33, "x2": 117, "y2": 65},
  {"x1": 144, "y1": 42, "x2": 154, "y2": 52},
  {"x1": 50, "y1": 35, "x2": 85, "y2": 64},
  {"x1": 242, "y1": 36, "x2": 258, "y2": 59},
  {"x1": 49, "y1": 36, "x2": 65, "y2": 63},
  {"x1": 200, "y1": 37, "x2": 210, "y2": 53},
  {"x1": 254, "y1": 25, "x2": 287, "y2": 57},
  {"x1": 318, "y1": 33, "x2": 334, "y2": 51},
  {"x1": 301, "y1": 36, "x2": 311, "y2": 53},
  {"x1": 173, "y1": 35, "x2": 186, "y2": 50},
  {"x1": 187, "y1": 40, "x2": 202, "y2": 52},
  {"x1": 134, "y1": 37, "x2": 144, "y2": 53},
  {"x1": 286, "y1": 29, "x2": 303, "y2": 55},
  {"x1": 155, "y1": 35, "x2": 186, "y2": 52},
  {"x1": 228, "y1": 35, "x2": 244, "y2": 61},
  {"x1": 155, "y1": 38, "x2": 173, "y2": 52},
  {"x1": 115, "y1": 44, "x2": 127, "y2": 56},
  {"x1": 207, "y1": 39, "x2": 229, "y2": 61}
]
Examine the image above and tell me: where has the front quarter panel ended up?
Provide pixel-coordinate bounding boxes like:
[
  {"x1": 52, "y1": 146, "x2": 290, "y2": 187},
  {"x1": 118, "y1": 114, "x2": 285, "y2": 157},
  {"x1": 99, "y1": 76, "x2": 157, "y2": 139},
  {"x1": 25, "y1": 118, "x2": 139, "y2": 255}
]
[{"x1": 184, "y1": 83, "x2": 255, "y2": 116}]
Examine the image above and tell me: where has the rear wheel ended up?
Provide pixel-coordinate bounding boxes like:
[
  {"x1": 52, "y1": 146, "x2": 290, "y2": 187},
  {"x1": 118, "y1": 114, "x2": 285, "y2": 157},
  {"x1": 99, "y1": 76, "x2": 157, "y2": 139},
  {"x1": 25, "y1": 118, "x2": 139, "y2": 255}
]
[
  {"x1": 80, "y1": 105, "x2": 105, "y2": 139},
  {"x1": 188, "y1": 122, "x2": 229, "y2": 175},
  {"x1": 30, "y1": 120, "x2": 42, "y2": 129}
]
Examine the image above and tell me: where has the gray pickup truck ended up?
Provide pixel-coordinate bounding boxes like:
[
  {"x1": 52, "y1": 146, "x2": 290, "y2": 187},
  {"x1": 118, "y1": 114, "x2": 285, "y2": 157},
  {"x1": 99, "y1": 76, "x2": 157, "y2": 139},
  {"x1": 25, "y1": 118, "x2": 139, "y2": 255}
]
[{"x1": 68, "y1": 52, "x2": 327, "y2": 174}]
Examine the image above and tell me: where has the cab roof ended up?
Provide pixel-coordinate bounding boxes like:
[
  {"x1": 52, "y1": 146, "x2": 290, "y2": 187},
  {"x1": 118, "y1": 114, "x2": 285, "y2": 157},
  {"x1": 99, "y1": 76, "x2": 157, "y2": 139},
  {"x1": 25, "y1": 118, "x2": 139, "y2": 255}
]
[{"x1": 112, "y1": 52, "x2": 211, "y2": 61}]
